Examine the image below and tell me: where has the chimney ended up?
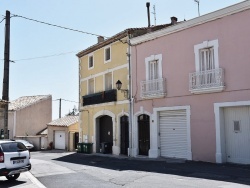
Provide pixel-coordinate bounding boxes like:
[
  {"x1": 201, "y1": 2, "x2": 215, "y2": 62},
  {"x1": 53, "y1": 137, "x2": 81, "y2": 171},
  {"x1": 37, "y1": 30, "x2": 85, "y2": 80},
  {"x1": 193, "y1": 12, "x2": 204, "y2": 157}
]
[
  {"x1": 146, "y1": 2, "x2": 151, "y2": 27},
  {"x1": 97, "y1": 36, "x2": 104, "y2": 43},
  {"x1": 171, "y1": 16, "x2": 178, "y2": 25}
]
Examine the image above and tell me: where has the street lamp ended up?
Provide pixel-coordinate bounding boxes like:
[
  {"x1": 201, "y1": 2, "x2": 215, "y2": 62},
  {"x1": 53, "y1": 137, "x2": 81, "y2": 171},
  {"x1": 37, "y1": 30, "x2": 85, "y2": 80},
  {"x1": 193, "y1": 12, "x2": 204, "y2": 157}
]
[{"x1": 116, "y1": 80, "x2": 129, "y2": 99}]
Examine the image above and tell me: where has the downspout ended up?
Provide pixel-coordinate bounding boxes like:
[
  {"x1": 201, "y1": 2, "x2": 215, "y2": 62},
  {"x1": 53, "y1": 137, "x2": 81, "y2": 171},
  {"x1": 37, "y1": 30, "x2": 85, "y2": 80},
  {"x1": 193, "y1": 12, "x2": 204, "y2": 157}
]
[
  {"x1": 127, "y1": 33, "x2": 133, "y2": 157},
  {"x1": 78, "y1": 58, "x2": 82, "y2": 143}
]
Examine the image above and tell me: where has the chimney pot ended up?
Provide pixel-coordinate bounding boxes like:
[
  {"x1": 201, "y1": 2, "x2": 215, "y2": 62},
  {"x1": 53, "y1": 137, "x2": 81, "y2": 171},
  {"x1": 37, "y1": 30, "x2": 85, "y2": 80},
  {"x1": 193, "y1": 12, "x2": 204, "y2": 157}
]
[
  {"x1": 171, "y1": 16, "x2": 178, "y2": 25},
  {"x1": 97, "y1": 36, "x2": 104, "y2": 43},
  {"x1": 146, "y1": 2, "x2": 151, "y2": 27}
]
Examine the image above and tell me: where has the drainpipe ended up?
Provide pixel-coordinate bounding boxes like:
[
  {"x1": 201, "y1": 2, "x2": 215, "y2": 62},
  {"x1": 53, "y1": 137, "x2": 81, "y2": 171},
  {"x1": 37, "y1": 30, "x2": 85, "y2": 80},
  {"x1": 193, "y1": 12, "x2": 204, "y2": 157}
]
[
  {"x1": 127, "y1": 33, "x2": 133, "y2": 157},
  {"x1": 80, "y1": 109, "x2": 89, "y2": 143}
]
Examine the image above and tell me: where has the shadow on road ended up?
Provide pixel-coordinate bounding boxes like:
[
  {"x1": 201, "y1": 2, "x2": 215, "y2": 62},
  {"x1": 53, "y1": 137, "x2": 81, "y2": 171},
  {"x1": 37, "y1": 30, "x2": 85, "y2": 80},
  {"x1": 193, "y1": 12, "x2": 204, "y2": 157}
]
[
  {"x1": 52, "y1": 153, "x2": 250, "y2": 186},
  {"x1": 0, "y1": 179, "x2": 26, "y2": 188}
]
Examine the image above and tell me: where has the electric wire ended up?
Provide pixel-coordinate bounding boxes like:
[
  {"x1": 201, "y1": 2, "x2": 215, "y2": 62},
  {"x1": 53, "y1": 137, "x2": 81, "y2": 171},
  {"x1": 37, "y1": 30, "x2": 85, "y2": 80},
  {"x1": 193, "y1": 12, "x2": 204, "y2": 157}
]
[
  {"x1": 11, "y1": 50, "x2": 80, "y2": 62},
  {"x1": 11, "y1": 13, "x2": 109, "y2": 38},
  {"x1": 0, "y1": 17, "x2": 5, "y2": 23}
]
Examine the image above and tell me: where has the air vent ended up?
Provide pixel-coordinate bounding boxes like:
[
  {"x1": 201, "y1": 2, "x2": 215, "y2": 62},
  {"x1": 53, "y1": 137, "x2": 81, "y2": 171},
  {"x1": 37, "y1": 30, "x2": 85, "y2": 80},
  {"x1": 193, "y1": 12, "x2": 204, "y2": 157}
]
[{"x1": 233, "y1": 121, "x2": 240, "y2": 132}]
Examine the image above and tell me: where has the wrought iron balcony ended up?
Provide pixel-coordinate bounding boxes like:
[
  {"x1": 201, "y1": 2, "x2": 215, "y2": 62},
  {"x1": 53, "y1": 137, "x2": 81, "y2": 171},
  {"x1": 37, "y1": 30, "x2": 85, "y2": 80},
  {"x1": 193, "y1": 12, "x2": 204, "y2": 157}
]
[
  {"x1": 140, "y1": 78, "x2": 167, "y2": 99},
  {"x1": 82, "y1": 89, "x2": 117, "y2": 106},
  {"x1": 189, "y1": 68, "x2": 225, "y2": 94}
]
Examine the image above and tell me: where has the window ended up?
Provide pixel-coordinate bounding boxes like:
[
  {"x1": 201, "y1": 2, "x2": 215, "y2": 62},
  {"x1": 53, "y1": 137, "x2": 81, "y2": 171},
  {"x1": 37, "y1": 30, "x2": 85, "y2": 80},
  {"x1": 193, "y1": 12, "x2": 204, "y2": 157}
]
[
  {"x1": 104, "y1": 46, "x2": 111, "y2": 63},
  {"x1": 199, "y1": 48, "x2": 215, "y2": 71},
  {"x1": 194, "y1": 39, "x2": 219, "y2": 71},
  {"x1": 88, "y1": 78, "x2": 94, "y2": 94},
  {"x1": 149, "y1": 60, "x2": 159, "y2": 80},
  {"x1": 88, "y1": 55, "x2": 94, "y2": 69},
  {"x1": 105, "y1": 73, "x2": 112, "y2": 90},
  {"x1": 145, "y1": 54, "x2": 162, "y2": 80}
]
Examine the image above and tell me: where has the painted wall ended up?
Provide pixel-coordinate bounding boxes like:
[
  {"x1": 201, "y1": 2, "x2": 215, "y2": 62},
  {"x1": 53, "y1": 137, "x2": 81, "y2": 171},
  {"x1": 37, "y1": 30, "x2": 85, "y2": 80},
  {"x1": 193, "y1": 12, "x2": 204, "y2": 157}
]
[
  {"x1": 131, "y1": 9, "x2": 250, "y2": 162},
  {"x1": 8, "y1": 96, "x2": 52, "y2": 139},
  {"x1": 79, "y1": 37, "x2": 130, "y2": 155}
]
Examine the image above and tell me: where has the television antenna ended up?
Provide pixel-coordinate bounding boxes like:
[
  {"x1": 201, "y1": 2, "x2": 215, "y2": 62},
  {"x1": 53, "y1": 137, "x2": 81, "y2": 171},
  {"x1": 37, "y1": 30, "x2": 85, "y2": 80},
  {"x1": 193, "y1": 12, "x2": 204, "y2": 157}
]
[
  {"x1": 151, "y1": 5, "x2": 156, "y2": 25},
  {"x1": 194, "y1": 0, "x2": 200, "y2": 16}
]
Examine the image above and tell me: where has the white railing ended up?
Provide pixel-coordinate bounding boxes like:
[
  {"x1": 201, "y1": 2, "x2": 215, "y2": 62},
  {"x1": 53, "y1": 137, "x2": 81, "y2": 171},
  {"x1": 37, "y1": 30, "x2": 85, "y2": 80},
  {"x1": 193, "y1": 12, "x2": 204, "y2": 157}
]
[
  {"x1": 189, "y1": 68, "x2": 225, "y2": 93},
  {"x1": 141, "y1": 78, "x2": 166, "y2": 99}
]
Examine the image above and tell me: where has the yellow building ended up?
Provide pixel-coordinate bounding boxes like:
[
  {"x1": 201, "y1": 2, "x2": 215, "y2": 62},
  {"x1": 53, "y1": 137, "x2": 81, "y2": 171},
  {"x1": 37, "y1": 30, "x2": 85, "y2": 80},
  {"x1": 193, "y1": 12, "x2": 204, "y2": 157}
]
[{"x1": 77, "y1": 26, "x2": 169, "y2": 156}]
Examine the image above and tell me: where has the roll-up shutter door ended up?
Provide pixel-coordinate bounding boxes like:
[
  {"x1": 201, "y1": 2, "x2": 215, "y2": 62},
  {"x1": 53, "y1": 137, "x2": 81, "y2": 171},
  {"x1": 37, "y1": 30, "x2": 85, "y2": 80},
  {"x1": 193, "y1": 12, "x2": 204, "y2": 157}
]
[{"x1": 159, "y1": 110, "x2": 188, "y2": 159}]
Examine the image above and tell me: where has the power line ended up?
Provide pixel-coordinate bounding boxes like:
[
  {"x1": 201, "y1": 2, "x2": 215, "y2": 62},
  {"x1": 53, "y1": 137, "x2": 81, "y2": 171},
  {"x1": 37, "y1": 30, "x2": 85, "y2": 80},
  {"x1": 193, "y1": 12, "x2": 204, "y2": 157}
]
[
  {"x1": 53, "y1": 98, "x2": 79, "y2": 103},
  {"x1": 0, "y1": 17, "x2": 5, "y2": 23},
  {"x1": 12, "y1": 50, "x2": 80, "y2": 62},
  {"x1": 11, "y1": 13, "x2": 109, "y2": 38}
]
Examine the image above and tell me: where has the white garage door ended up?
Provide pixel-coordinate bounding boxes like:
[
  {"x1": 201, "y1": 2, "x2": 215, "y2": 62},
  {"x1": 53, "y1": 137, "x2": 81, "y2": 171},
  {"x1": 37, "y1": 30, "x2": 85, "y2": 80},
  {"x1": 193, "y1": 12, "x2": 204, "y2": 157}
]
[
  {"x1": 224, "y1": 106, "x2": 250, "y2": 164},
  {"x1": 159, "y1": 110, "x2": 188, "y2": 159},
  {"x1": 55, "y1": 131, "x2": 66, "y2": 150}
]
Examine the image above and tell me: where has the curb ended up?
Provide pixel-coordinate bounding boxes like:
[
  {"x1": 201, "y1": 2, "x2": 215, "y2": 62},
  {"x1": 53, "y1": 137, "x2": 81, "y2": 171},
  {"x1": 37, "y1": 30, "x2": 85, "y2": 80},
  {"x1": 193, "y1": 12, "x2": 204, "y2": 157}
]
[{"x1": 25, "y1": 171, "x2": 46, "y2": 188}]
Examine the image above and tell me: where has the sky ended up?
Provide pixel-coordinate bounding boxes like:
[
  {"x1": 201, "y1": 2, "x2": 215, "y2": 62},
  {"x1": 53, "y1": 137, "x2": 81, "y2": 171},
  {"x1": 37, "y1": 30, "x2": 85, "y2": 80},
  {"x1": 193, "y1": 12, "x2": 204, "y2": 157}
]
[{"x1": 0, "y1": 0, "x2": 244, "y2": 120}]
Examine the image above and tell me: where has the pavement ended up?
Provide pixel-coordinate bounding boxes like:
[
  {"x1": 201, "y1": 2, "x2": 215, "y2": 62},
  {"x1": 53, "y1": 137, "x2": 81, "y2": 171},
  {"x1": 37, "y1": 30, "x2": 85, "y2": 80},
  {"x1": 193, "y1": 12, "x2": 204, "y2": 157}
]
[{"x1": 1, "y1": 150, "x2": 250, "y2": 187}]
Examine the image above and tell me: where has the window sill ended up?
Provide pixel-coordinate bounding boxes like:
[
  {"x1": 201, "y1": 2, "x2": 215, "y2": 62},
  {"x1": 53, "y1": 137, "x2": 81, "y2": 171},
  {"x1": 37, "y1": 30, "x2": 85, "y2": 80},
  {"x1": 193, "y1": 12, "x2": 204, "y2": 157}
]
[{"x1": 190, "y1": 86, "x2": 225, "y2": 94}]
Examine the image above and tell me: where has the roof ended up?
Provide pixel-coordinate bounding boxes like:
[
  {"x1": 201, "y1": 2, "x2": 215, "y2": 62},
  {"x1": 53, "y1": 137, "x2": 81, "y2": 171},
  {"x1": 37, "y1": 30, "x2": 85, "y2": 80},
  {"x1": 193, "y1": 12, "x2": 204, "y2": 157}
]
[
  {"x1": 47, "y1": 115, "x2": 78, "y2": 127},
  {"x1": 9, "y1": 95, "x2": 52, "y2": 111},
  {"x1": 76, "y1": 24, "x2": 172, "y2": 58},
  {"x1": 130, "y1": 1, "x2": 250, "y2": 45},
  {"x1": 36, "y1": 128, "x2": 48, "y2": 135}
]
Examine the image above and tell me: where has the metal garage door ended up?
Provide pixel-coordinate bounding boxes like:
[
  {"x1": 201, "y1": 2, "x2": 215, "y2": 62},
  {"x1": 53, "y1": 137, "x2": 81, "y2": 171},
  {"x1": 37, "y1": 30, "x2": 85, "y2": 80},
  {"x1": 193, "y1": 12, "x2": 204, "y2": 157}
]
[
  {"x1": 55, "y1": 131, "x2": 66, "y2": 150},
  {"x1": 159, "y1": 110, "x2": 188, "y2": 159},
  {"x1": 224, "y1": 106, "x2": 250, "y2": 164}
]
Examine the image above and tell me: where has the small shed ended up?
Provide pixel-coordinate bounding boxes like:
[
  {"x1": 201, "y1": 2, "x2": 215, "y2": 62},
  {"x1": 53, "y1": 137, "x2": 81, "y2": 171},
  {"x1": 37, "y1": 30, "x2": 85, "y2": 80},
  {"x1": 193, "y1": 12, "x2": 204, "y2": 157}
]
[{"x1": 47, "y1": 115, "x2": 79, "y2": 151}]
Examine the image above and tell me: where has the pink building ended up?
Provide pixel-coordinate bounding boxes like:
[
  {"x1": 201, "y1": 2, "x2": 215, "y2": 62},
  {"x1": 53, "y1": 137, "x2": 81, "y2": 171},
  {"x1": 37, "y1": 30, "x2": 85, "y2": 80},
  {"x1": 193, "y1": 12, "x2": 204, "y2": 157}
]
[{"x1": 130, "y1": 1, "x2": 250, "y2": 164}]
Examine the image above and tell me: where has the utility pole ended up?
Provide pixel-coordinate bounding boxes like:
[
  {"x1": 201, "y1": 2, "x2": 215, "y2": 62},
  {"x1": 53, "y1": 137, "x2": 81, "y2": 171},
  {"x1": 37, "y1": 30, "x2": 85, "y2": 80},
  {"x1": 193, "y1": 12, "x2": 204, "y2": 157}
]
[{"x1": 2, "y1": 10, "x2": 10, "y2": 139}]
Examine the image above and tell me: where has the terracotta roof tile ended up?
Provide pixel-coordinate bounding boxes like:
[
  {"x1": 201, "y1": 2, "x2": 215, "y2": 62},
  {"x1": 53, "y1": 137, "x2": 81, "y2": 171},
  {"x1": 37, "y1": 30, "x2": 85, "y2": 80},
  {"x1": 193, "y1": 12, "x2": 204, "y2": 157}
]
[
  {"x1": 47, "y1": 115, "x2": 78, "y2": 127},
  {"x1": 9, "y1": 95, "x2": 51, "y2": 111}
]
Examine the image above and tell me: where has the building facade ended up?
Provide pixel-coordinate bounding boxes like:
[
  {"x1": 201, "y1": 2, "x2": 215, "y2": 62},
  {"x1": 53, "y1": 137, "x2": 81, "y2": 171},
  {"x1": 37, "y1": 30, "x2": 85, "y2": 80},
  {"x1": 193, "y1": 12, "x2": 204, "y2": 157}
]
[
  {"x1": 77, "y1": 33, "x2": 131, "y2": 155},
  {"x1": 8, "y1": 95, "x2": 52, "y2": 139},
  {"x1": 130, "y1": 1, "x2": 250, "y2": 164}
]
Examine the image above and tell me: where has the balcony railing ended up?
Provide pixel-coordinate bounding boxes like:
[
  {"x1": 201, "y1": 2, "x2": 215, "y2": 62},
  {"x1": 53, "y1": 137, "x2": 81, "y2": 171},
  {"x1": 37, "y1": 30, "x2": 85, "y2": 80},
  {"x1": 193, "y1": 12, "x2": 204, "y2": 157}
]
[
  {"x1": 82, "y1": 89, "x2": 117, "y2": 106},
  {"x1": 189, "y1": 68, "x2": 225, "y2": 94},
  {"x1": 141, "y1": 78, "x2": 167, "y2": 99}
]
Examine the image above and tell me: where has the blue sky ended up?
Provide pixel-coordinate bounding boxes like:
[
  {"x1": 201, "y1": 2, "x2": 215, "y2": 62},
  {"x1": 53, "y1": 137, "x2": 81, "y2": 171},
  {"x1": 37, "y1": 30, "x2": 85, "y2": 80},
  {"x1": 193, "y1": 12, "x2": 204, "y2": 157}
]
[{"x1": 0, "y1": 0, "x2": 243, "y2": 119}]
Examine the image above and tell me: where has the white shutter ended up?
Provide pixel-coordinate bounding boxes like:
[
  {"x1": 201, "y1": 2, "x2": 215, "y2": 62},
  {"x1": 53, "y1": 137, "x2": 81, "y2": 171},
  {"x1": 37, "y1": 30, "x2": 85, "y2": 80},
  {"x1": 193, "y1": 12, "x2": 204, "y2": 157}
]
[
  {"x1": 159, "y1": 110, "x2": 188, "y2": 159},
  {"x1": 105, "y1": 73, "x2": 112, "y2": 90},
  {"x1": 89, "y1": 79, "x2": 94, "y2": 94}
]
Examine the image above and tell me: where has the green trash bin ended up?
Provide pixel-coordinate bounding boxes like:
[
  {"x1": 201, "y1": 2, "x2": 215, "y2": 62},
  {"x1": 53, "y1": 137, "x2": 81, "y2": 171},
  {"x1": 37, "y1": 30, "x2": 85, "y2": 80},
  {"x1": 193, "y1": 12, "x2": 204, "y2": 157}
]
[
  {"x1": 77, "y1": 143, "x2": 83, "y2": 153},
  {"x1": 82, "y1": 143, "x2": 93, "y2": 154}
]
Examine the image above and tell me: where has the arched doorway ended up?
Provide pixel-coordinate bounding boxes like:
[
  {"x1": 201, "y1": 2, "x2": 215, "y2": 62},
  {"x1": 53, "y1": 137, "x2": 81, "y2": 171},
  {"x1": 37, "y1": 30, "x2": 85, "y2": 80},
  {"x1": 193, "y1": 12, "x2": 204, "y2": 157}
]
[
  {"x1": 99, "y1": 115, "x2": 113, "y2": 153},
  {"x1": 120, "y1": 115, "x2": 129, "y2": 155},
  {"x1": 138, "y1": 114, "x2": 150, "y2": 156}
]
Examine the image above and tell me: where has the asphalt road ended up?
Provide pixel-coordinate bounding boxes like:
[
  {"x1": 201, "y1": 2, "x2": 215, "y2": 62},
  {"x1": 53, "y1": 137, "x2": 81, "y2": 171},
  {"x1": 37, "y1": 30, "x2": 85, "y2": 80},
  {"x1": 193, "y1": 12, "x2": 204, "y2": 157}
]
[{"x1": 27, "y1": 150, "x2": 250, "y2": 188}]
